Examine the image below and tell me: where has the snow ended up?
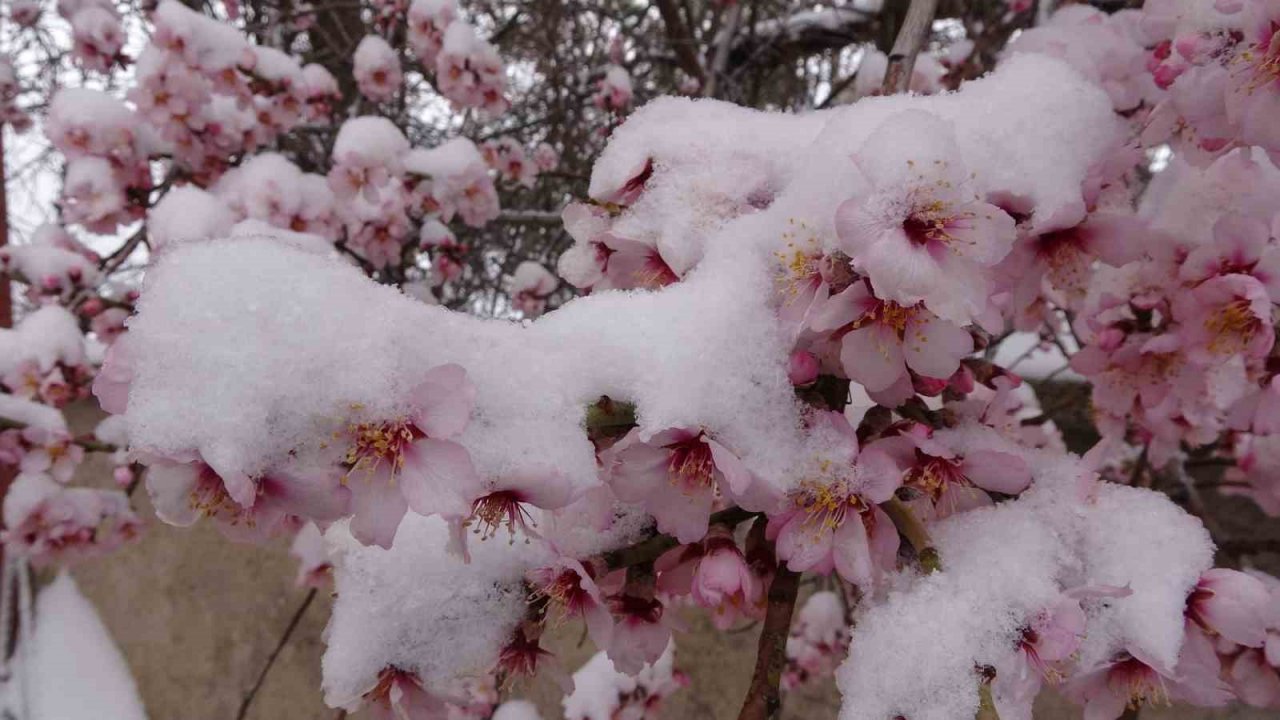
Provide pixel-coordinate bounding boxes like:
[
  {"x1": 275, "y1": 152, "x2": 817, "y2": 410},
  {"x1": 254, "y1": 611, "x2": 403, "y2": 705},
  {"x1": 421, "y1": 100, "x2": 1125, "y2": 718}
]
[
  {"x1": 404, "y1": 136, "x2": 487, "y2": 179},
  {"x1": 562, "y1": 642, "x2": 681, "y2": 720},
  {"x1": 332, "y1": 116, "x2": 409, "y2": 166},
  {"x1": 27, "y1": 573, "x2": 148, "y2": 720},
  {"x1": 0, "y1": 396, "x2": 68, "y2": 433},
  {"x1": 835, "y1": 438, "x2": 1214, "y2": 720},
  {"x1": 0, "y1": 306, "x2": 87, "y2": 377},
  {"x1": 492, "y1": 700, "x2": 543, "y2": 720},
  {"x1": 148, "y1": 186, "x2": 235, "y2": 250},
  {"x1": 321, "y1": 515, "x2": 550, "y2": 708}
]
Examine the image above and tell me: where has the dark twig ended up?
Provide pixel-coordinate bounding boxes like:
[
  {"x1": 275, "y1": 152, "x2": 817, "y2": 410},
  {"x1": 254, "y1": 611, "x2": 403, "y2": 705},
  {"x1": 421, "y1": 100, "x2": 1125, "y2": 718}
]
[
  {"x1": 600, "y1": 507, "x2": 755, "y2": 570},
  {"x1": 881, "y1": 0, "x2": 939, "y2": 94},
  {"x1": 235, "y1": 588, "x2": 318, "y2": 720},
  {"x1": 736, "y1": 566, "x2": 800, "y2": 720}
]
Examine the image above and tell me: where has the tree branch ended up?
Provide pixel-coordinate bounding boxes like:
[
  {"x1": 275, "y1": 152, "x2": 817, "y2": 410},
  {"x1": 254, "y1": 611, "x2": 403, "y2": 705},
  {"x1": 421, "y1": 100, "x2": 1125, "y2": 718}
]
[
  {"x1": 881, "y1": 0, "x2": 939, "y2": 94},
  {"x1": 736, "y1": 566, "x2": 800, "y2": 720},
  {"x1": 653, "y1": 0, "x2": 706, "y2": 83},
  {"x1": 600, "y1": 507, "x2": 756, "y2": 570},
  {"x1": 882, "y1": 496, "x2": 941, "y2": 573},
  {"x1": 235, "y1": 588, "x2": 318, "y2": 720}
]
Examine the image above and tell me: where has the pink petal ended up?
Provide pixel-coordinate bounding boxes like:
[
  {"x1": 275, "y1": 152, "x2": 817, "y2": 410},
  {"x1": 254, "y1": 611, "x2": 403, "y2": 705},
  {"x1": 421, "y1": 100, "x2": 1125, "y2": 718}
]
[
  {"x1": 855, "y1": 448, "x2": 903, "y2": 505},
  {"x1": 499, "y1": 471, "x2": 573, "y2": 510},
  {"x1": 644, "y1": 483, "x2": 715, "y2": 544},
  {"x1": 400, "y1": 438, "x2": 479, "y2": 519},
  {"x1": 962, "y1": 450, "x2": 1032, "y2": 495},
  {"x1": 774, "y1": 514, "x2": 834, "y2": 573},
  {"x1": 348, "y1": 479, "x2": 407, "y2": 549},
  {"x1": 832, "y1": 513, "x2": 874, "y2": 588},
  {"x1": 145, "y1": 463, "x2": 201, "y2": 527},
  {"x1": 840, "y1": 324, "x2": 906, "y2": 392},
  {"x1": 808, "y1": 284, "x2": 872, "y2": 333},
  {"x1": 609, "y1": 442, "x2": 670, "y2": 502},
  {"x1": 706, "y1": 438, "x2": 753, "y2": 497},
  {"x1": 410, "y1": 363, "x2": 476, "y2": 439},
  {"x1": 902, "y1": 313, "x2": 973, "y2": 380},
  {"x1": 867, "y1": 505, "x2": 900, "y2": 573}
]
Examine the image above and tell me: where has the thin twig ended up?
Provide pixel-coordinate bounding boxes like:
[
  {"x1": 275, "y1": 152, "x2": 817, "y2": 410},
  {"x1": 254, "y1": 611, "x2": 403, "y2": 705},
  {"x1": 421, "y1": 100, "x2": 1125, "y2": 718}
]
[
  {"x1": 735, "y1": 566, "x2": 800, "y2": 720},
  {"x1": 600, "y1": 507, "x2": 755, "y2": 570},
  {"x1": 882, "y1": 497, "x2": 941, "y2": 573},
  {"x1": 235, "y1": 588, "x2": 318, "y2": 720},
  {"x1": 881, "y1": 0, "x2": 939, "y2": 94}
]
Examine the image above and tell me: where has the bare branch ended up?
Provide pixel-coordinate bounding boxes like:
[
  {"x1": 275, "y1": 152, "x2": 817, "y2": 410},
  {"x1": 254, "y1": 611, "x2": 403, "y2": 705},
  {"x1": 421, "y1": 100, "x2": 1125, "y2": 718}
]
[
  {"x1": 736, "y1": 566, "x2": 800, "y2": 720},
  {"x1": 882, "y1": 0, "x2": 939, "y2": 94},
  {"x1": 653, "y1": 0, "x2": 707, "y2": 83}
]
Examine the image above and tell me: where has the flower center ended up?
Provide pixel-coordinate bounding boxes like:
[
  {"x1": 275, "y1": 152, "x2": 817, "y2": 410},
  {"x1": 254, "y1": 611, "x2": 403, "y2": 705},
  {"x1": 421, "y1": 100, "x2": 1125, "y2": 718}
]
[
  {"x1": 903, "y1": 199, "x2": 955, "y2": 247},
  {"x1": 1205, "y1": 299, "x2": 1259, "y2": 353},
  {"x1": 792, "y1": 478, "x2": 860, "y2": 533},
  {"x1": 904, "y1": 455, "x2": 966, "y2": 499},
  {"x1": 1108, "y1": 657, "x2": 1169, "y2": 710},
  {"x1": 468, "y1": 490, "x2": 534, "y2": 542},
  {"x1": 343, "y1": 419, "x2": 419, "y2": 481},
  {"x1": 665, "y1": 437, "x2": 717, "y2": 491}
]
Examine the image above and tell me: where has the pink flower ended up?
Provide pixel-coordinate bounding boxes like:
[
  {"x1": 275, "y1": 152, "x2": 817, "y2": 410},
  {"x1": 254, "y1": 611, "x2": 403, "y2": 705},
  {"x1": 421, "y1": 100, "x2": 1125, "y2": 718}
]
[
  {"x1": 360, "y1": 667, "x2": 449, "y2": 720},
  {"x1": 999, "y1": 211, "x2": 1148, "y2": 318},
  {"x1": 835, "y1": 111, "x2": 1016, "y2": 326},
  {"x1": 656, "y1": 528, "x2": 765, "y2": 630},
  {"x1": 593, "y1": 65, "x2": 633, "y2": 113},
  {"x1": 787, "y1": 350, "x2": 820, "y2": 386},
  {"x1": 496, "y1": 626, "x2": 570, "y2": 690},
  {"x1": 147, "y1": 460, "x2": 348, "y2": 543},
  {"x1": 1225, "y1": 0, "x2": 1280, "y2": 156},
  {"x1": 809, "y1": 281, "x2": 974, "y2": 394},
  {"x1": 993, "y1": 595, "x2": 1086, "y2": 718},
  {"x1": 609, "y1": 427, "x2": 760, "y2": 544},
  {"x1": 454, "y1": 471, "x2": 573, "y2": 558},
  {"x1": 20, "y1": 427, "x2": 84, "y2": 484},
  {"x1": 353, "y1": 35, "x2": 402, "y2": 103},
  {"x1": 1180, "y1": 214, "x2": 1280, "y2": 298},
  {"x1": 508, "y1": 261, "x2": 558, "y2": 317},
  {"x1": 528, "y1": 557, "x2": 613, "y2": 647},
  {"x1": 342, "y1": 363, "x2": 480, "y2": 548},
  {"x1": 767, "y1": 413, "x2": 902, "y2": 587},
  {"x1": 1, "y1": 473, "x2": 139, "y2": 567},
  {"x1": 557, "y1": 202, "x2": 682, "y2": 292},
  {"x1": 1228, "y1": 648, "x2": 1280, "y2": 707},
  {"x1": 605, "y1": 594, "x2": 671, "y2": 675},
  {"x1": 879, "y1": 424, "x2": 1032, "y2": 519},
  {"x1": 1173, "y1": 273, "x2": 1275, "y2": 363},
  {"x1": 1064, "y1": 650, "x2": 1173, "y2": 720},
  {"x1": 1186, "y1": 568, "x2": 1272, "y2": 647},
  {"x1": 407, "y1": 0, "x2": 456, "y2": 66},
  {"x1": 1224, "y1": 434, "x2": 1280, "y2": 515}
]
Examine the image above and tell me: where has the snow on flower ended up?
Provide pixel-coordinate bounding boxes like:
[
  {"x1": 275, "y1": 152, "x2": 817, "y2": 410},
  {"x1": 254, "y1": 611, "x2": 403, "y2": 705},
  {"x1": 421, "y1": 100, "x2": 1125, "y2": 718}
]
[
  {"x1": 340, "y1": 363, "x2": 479, "y2": 549},
  {"x1": 835, "y1": 110, "x2": 1017, "y2": 328}
]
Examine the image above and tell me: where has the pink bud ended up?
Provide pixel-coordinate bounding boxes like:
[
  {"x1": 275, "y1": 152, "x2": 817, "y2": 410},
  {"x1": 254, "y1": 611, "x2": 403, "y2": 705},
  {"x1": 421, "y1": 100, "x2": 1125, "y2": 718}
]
[
  {"x1": 788, "y1": 351, "x2": 819, "y2": 386},
  {"x1": 1187, "y1": 569, "x2": 1271, "y2": 647},
  {"x1": 81, "y1": 297, "x2": 104, "y2": 317},
  {"x1": 913, "y1": 375, "x2": 948, "y2": 396},
  {"x1": 113, "y1": 466, "x2": 134, "y2": 487}
]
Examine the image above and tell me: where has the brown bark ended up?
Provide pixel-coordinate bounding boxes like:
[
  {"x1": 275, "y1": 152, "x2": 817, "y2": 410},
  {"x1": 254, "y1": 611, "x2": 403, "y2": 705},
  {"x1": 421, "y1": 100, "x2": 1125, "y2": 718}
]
[
  {"x1": 881, "y1": 0, "x2": 940, "y2": 94},
  {"x1": 735, "y1": 566, "x2": 800, "y2": 720}
]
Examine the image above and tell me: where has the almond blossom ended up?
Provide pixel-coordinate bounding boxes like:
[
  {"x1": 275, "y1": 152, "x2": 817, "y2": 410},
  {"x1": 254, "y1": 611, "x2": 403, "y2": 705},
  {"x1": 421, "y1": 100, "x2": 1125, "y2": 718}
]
[
  {"x1": 341, "y1": 363, "x2": 480, "y2": 548},
  {"x1": 767, "y1": 413, "x2": 902, "y2": 587},
  {"x1": 835, "y1": 110, "x2": 1017, "y2": 327},
  {"x1": 609, "y1": 427, "x2": 759, "y2": 544}
]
